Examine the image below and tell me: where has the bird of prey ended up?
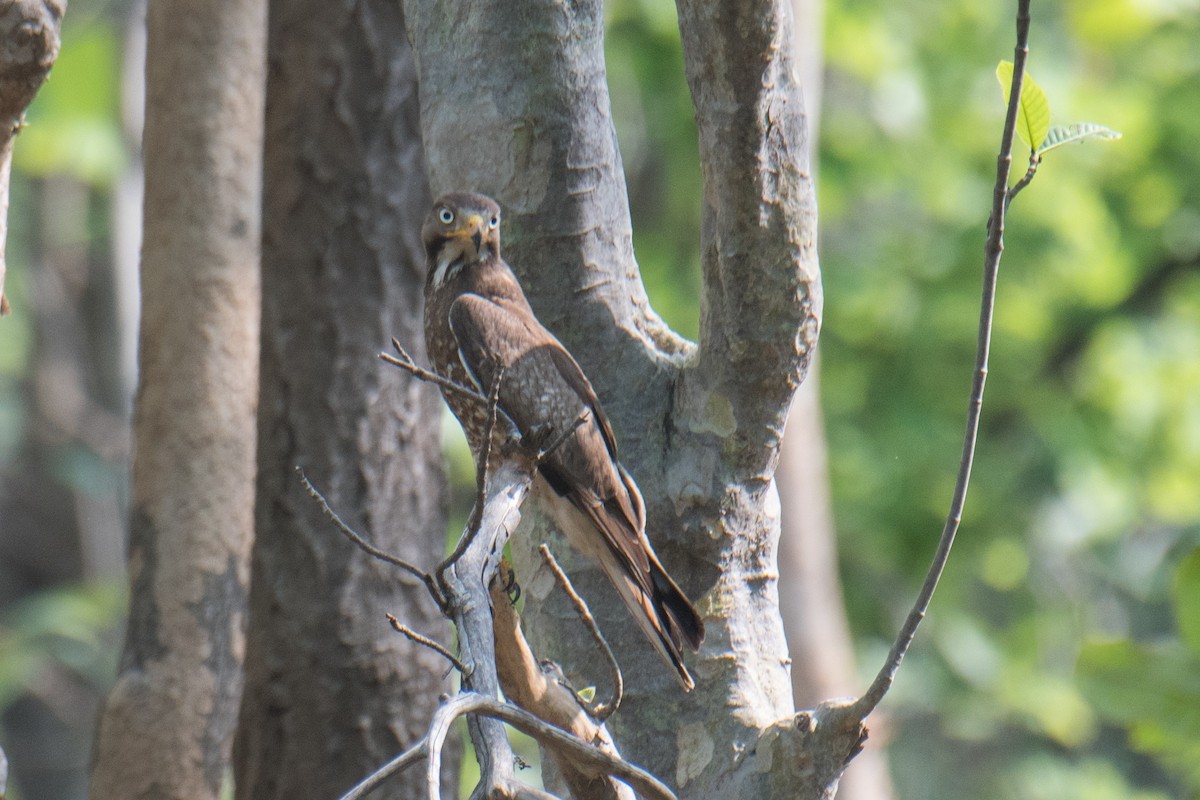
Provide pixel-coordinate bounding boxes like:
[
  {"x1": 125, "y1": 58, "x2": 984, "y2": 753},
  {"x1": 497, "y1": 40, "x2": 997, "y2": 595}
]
[{"x1": 421, "y1": 192, "x2": 705, "y2": 690}]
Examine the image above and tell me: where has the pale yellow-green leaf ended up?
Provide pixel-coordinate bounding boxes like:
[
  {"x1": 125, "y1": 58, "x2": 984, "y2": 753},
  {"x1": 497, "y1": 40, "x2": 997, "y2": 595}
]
[
  {"x1": 1038, "y1": 122, "x2": 1123, "y2": 156},
  {"x1": 997, "y1": 60, "x2": 1052, "y2": 152}
]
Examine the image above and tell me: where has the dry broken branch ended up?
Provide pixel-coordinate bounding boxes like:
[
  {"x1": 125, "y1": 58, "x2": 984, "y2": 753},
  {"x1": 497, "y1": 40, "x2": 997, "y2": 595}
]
[
  {"x1": 382, "y1": 338, "x2": 494, "y2": 411},
  {"x1": 386, "y1": 614, "x2": 465, "y2": 675},
  {"x1": 297, "y1": 467, "x2": 441, "y2": 602},
  {"x1": 0, "y1": 0, "x2": 65, "y2": 314},
  {"x1": 338, "y1": 457, "x2": 669, "y2": 800},
  {"x1": 492, "y1": 563, "x2": 636, "y2": 800},
  {"x1": 536, "y1": 545, "x2": 623, "y2": 721},
  {"x1": 434, "y1": 694, "x2": 675, "y2": 800}
]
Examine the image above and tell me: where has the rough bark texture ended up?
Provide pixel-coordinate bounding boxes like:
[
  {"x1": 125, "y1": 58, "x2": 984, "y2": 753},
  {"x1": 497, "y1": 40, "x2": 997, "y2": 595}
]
[
  {"x1": 88, "y1": 0, "x2": 265, "y2": 797},
  {"x1": 404, "y1": 0, "x2": 851, "y2": 796},
  {"x1": 232, "y1": 1, "x2": 451, "y2": 798},
  {"x1": 0, "y1": 0, "x2": 64, "y2": 315}
]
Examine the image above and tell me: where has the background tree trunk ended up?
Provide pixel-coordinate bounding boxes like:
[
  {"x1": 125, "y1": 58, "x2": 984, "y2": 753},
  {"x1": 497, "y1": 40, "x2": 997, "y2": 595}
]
[
  {"x1": 88, "y1": 0, "x2": 266, "y2": 797},
  {"x1": 232, "y1": 1, "x2": 453, "y2": 797}
]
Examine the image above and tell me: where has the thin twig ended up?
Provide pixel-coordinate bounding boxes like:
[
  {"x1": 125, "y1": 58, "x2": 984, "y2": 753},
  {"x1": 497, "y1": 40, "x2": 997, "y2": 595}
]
[
  {"x1": 336, "y1": 737, "x2": 430, "y2": 800},
  {"x1": 381, "y1": 338, "x2": 489, "y2": 408},
  {"x1": 537, "y1": 544, "x2": 623, "y2": 720},
  {"x1": 853, "y1": 0, "x2": 1032, "y2": 718},
  {"x1": 526, "y1": 409, "x2": 591, "y2": 464},
  {"x1": 386, "y1": 614, "x2": 466, "y2": 674},
  {"x1": 297, "y1": 467, "x2": 443, "y2": 607},
  {"x1": 1005, "y1": 151, "x2": 1039, "y2": 209}
]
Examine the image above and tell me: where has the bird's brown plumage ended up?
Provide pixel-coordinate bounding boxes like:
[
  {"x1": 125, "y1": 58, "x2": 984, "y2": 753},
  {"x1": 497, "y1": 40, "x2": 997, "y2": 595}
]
[{"x1": 421, "y1": 192, "x2": 704, "y2": 689}]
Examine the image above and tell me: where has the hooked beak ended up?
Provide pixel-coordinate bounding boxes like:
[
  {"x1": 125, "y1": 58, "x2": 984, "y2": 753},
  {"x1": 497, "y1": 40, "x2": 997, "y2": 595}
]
[{"x1": 462, "y1": 213, "x2": 486, "y2": 257}]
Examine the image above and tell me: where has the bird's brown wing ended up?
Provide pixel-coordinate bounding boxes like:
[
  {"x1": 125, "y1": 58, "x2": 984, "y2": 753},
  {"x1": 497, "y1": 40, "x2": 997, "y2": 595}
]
[
  {"x1": 448, "y1": 293, "x2": 650, "y2": 575},
  {"x1": 450, "y1": 292, "x2": 704, "y2": 668}
]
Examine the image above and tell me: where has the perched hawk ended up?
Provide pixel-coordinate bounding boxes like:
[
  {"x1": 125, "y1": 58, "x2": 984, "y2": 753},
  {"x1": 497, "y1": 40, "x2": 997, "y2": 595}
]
[{"x1": 422, "y1": 192, "x2": 705, "y2": 690}]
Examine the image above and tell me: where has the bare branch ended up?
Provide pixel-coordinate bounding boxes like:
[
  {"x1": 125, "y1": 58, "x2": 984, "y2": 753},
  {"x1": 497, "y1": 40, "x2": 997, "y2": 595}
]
[
  {"x1": 537, "y1": 544, "x2": 623, "y2": 720},
  {"x1": 386, "y1": 614, "x2": 465, "y2": 675},
  {"x1": 296, "y1": 467, "x2": 443, "y2": 606},
  {"x1": 434, "y1": 457, "x2": 539, "y2": 796},
  {"x1": 854, "y1": 0, "x2": 1032, "y2": 719},
  {"x1": 382, "y1": 338, "x2": 490, "y2": 409}
]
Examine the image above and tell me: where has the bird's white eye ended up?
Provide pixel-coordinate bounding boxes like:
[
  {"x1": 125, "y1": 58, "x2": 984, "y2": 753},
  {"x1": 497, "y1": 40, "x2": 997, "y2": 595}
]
[
  {"x1": 438, "y1": 208, "x2": 454, "y2": 224},
  {"x1": 488, "y1": 215, "x2": 499, "y2": 230}
]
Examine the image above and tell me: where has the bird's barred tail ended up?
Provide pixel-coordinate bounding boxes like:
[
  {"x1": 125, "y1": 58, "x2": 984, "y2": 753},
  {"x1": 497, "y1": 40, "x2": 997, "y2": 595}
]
[
  {"x1": 651, "y1": 561, "x2": 705, "y2": 655},
  {"x1": 619, "y1": 556, "x2": 705, "y2": 692}
]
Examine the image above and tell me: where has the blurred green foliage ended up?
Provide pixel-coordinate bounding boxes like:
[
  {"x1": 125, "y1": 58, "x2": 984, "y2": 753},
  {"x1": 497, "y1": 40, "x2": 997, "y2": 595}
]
[
  {"x1": 0, "y1": 583, "x2": 124, "y2": 713},
  {"x1": 0, "y1": 9, "x2": 129, "y2": 799},
  {"x1": 607, "y1": 0, "x2": 1200, "y2": 797},
  {"x1": 15, "y1": 17, "x2": 125, "y2": 186}
]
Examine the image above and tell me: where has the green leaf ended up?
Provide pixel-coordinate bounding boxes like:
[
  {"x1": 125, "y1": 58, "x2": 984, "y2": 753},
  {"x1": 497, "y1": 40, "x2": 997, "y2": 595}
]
[
  {"x1": 1077, "y1": 640, "x2": 1200, "y2": 738},
  {"x1": 997, "y1": 60, "x2": 1052, "y2": 152},
  {"x1": 576, "y1": 685, "x2": 596, "y2": 703},
  {"x1": 1173, "y1": 548, "x2": 1200, "y2": 653},
  {"x1": 1037, "y1": 122, "x2": 1123, "y2": 156}
]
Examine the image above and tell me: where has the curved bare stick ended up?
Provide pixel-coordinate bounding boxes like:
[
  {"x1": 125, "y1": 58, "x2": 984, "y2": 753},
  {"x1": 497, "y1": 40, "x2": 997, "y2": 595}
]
[
  {"x1": 537, "y1": 544, "x2": 623, "y2": 720},
  {"x1": 853, "y1": 0, "x2": 1032, "y2": 719},
  {"x1": 424, "y1": 694, "x2": 564, "y2": 800}
]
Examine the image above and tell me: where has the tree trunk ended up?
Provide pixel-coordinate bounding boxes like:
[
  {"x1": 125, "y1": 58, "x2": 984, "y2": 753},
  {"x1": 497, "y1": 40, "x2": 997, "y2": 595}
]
[
  {"x1": 89, "y1": 0, "x2": 266, "y2": 797},
  {"x1": 232, "y1": 1, "x2": 452, "y2": 797},
  {"x1": 402, "y1": 0, "x2": 866, "y2": 796}
]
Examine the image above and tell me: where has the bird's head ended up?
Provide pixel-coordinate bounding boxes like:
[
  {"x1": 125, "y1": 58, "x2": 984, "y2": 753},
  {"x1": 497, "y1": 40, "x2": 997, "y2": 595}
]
[{"x1": 423, "y1": 193, "x2": 502, "y2": 288}]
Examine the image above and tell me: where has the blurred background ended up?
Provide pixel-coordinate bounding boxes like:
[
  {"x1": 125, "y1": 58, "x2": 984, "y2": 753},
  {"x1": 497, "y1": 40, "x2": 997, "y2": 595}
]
[{"x1": 1, "y1": 0, "x2": 1198, "y2": 798}]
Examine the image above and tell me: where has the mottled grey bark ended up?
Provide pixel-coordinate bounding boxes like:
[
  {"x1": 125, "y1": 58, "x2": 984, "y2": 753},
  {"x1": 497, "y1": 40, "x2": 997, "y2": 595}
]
[
  {"x1": 402, "y1": 0, "x2": 872, "y2": 797},
  {"x1": 232, "y1": 1, "x2": 451, "y2": 798},
  {"x1": 89, "y1": 0, "x2": 265, "y2": 796}
]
